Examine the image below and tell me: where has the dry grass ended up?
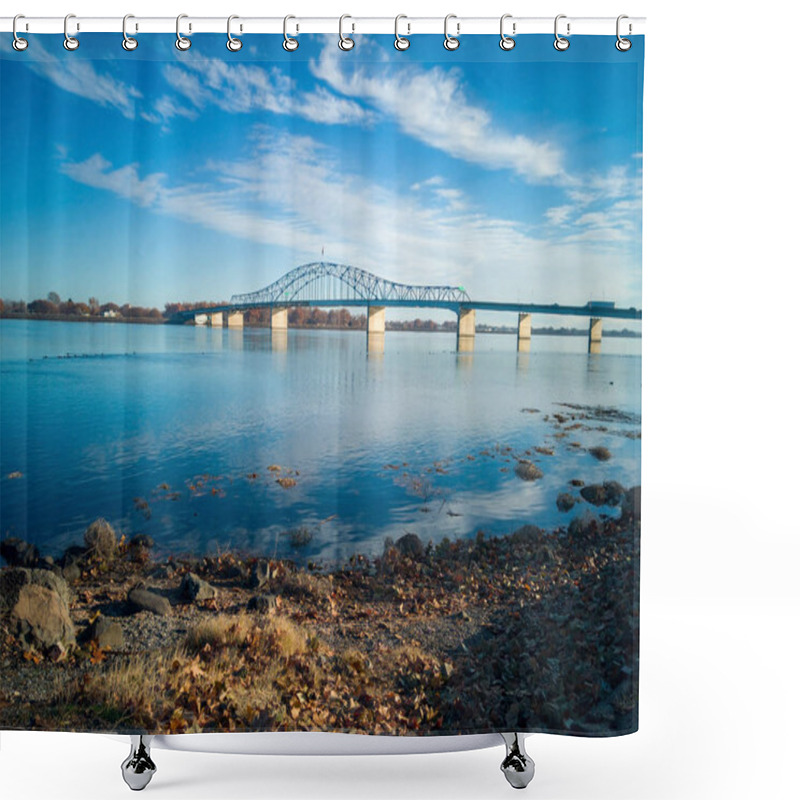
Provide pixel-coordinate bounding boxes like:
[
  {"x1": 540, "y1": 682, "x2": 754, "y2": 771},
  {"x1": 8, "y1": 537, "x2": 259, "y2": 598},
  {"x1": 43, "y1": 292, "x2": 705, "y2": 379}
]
[{"x1": 184, "y1": 614, "x2": 254, "y2": 653}]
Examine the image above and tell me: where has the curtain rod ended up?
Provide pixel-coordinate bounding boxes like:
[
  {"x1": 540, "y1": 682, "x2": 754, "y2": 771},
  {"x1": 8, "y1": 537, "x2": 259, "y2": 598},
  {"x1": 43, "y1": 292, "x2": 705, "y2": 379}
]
[{"x1": 0, "y1": 16, "x2": 645, "y2": 36}]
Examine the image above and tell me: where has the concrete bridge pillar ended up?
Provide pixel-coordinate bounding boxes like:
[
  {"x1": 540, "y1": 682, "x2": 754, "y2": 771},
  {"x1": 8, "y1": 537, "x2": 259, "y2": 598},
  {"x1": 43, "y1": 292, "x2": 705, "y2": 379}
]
[
  {"x1": 367, "y1": 306, "x2": 385, "y2": 355},
  {"x1": 194, "y1": 313, "x2": 208, "y2": 326},
  {"x1": 588, "y1": 317, "x2": 602, "y2": 354},
  {"x1": 227, "y1": 311, "x2": 244, "y2": 328},
  {"x1": 209, "y1": 312, "x2": 223, "y2": 327},
  {"x1": 270, "y1": 307, "x2": 288, "y2": 331},
  {"x1": 457, "y1": 308, "x2": 476, "y2": 353},
  {"x1": 517, "y1": 313, "x2": 532, "y2": 353}
]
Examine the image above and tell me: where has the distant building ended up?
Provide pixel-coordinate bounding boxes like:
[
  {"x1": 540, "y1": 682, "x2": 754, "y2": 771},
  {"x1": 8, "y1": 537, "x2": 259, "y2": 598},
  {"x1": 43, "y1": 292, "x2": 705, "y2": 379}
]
[{"x1": 103, "y1": 309, "x2": 119, "y2": 318}]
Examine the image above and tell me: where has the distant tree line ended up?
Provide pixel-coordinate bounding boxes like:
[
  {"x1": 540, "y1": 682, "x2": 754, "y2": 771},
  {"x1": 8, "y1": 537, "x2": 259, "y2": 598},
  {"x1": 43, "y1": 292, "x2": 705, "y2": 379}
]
[{"x1": 1, "y1": 292, "x2": 162, "y2": 321}]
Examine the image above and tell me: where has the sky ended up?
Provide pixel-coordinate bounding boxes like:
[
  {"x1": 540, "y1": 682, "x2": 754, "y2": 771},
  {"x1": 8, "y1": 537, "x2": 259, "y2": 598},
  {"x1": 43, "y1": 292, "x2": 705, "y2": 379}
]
[{"x1": 0, "y1": 33, "x2": 643, "y2": 325}]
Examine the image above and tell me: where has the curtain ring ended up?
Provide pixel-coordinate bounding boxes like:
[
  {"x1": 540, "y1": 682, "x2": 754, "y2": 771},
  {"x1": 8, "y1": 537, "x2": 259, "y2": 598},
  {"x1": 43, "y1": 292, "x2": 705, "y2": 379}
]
[
  {"x1": 63, "y1": 13, "x2": 79, "y2": 51},
  {"x1": 283, "y1": 15, "x2": 298, "y2": 51},
  {"x1": 339, "y1": 14, "x2": 354, "y2": 51},
  {"x1": 499, "y1": 14, "x2": 515, "y2": 51},
  {"x1": 12, "y1": 14, "x2": 28, "y2": 51},
  {"x1": 227, "y1": 15, "x2": 242, "y2": 51},
  {"x1": 394, "y1": 15, "x2": 410, "y2": 51},
  {"x1": 444, "y1": 14, "x2": 460, "y2": 51},
  {"x1": 176, "y1": 14, "x2": 191, "y2": 51},
  {"x1": 122, "y1": 14, "x2": 138, "y2": 51},
  {"x1": 554, "y1": 14, "x2": 570, "y2": 51},
  {"x1": 616, "y1": 14, "x2": 632, "y2": 51}
]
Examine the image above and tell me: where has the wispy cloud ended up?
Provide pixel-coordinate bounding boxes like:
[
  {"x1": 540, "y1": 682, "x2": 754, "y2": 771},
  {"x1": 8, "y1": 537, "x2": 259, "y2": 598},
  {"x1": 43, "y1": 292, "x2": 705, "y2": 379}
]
[
  {"x1": 22, "y1": 40, "x2": 141, "y2": 120},
  {"x1": 309, "y1": 38, "x2": 564, "y2": 184},
  {"x1": 161, "y1": 59, "x2": 376, "y2": 127}
]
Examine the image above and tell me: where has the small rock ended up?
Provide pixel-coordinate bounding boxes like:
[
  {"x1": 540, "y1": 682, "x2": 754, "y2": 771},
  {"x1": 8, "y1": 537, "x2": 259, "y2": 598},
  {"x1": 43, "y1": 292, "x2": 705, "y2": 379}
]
[
  {"x1": 396, "y1": 533, "x2": 425, "y2": 559},
  {"x1": 180, "y1": 572, "x2": 217, "y2": 603},
  {"x1": 510, "y1": 525, "x2": 544, "y2": 545},
  {"x1": 149, "y1": 563, "x2": 175, "y2": 580},
  {"x1": 61, "y1": 563, "x2": 82, "y2": 584},
  {"x1": 41, "y1": 555, "x2": 56, "y2": 567},
  {"x1": 621, "y1": 486, "x2": 641, "y2": 522},
  {"x1": 0, "y1": 538, "x2": 40, "y2": 568},
  {"x1": 247, "y1": 594, "x2": 278, "y2": 613},
  {"x1": 556, "y1": 493, "x2": 577, "y2": 512},
  {"x1": 128, "y1": 584, "x2": 171, "y2": 616},
  {"x1": 514, "y1": 461, "x2": 543, "y2": 481},
  {"x1": 568, "y1": 512, "x2": 599, "y2": 539},
  {"x1": 84, "y1": 518, "x2": 118, "y2": 561},
  {"x1": 580, "y1": 481, "x2": 625, "y2": 507},
  {"x1": 45, "y1": 642, "x2": 68, "y2": 662},
  {"x1": 84, "y1": 615, "x2": 124, "y2": 649},
  {"x1": 10, "y1": 584, "x2": 76, "y2": 650},
  {"x1": 570, "y1": 479, "x2": 585, "y2": 487}
]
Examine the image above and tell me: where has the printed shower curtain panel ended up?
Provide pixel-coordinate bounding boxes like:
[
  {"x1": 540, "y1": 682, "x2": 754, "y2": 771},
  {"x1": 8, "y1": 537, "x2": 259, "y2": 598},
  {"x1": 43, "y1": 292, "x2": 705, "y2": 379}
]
[{"x1": 0, "y1": 31, "x2": 643, "y2": 739}]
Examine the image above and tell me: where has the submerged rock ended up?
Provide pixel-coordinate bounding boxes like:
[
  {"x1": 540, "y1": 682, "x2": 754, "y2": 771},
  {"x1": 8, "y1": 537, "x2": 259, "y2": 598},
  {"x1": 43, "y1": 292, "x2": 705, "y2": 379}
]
[
  {"x1": 0, "y1": 538, "x2": 40, "y2": 568},
  {"x1": 556, "y1": 493, "x2": 577, "y2": 512},
  {"x1": 84, "y1": 518, "x2": 118, "y2": 561},
  {"x1": 588, "y1": 446, "x2": 612, "y2": 462},
  {"x1": 128, "y1": 584, "x2": 171, "y2": 616},
  {"x1": 181, "y1": 572, "x2": 217, "y2": 603},
  {"x1": 580, "y1": 481, "x2": 625, "y2": 507},
  {"x1": 514, "y1": 461, "x2": 543, "y2": 481}
]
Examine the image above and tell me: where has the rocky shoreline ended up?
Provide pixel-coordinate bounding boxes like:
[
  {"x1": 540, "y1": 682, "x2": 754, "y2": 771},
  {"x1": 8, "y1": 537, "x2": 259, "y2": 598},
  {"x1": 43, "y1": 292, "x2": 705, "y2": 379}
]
[{"x1": 0, "y1": 487, "x2": 639, "y2": 736}]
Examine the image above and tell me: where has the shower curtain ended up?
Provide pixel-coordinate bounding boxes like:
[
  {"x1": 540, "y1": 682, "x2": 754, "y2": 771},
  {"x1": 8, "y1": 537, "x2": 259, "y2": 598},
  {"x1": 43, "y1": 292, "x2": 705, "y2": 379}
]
[{"x1": 0, "y1": 29, "x2": 643, "y2": 738}]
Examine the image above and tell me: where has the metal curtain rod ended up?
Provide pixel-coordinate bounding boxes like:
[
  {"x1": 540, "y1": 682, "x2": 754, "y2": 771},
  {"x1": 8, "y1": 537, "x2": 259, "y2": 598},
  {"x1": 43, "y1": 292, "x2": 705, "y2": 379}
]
[{"x1": 0, "y1": 16, "x2": 645, "y2": 36}]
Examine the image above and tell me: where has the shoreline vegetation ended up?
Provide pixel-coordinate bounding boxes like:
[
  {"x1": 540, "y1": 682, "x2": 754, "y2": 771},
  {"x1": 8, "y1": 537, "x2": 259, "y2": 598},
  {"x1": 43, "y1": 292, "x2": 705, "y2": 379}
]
[
  {"x1": 0, "y1": 488, "x2": 639, "y2": 737},
  {"x1": 0, "y1": 296, "x2": 642, "y2": 337}
]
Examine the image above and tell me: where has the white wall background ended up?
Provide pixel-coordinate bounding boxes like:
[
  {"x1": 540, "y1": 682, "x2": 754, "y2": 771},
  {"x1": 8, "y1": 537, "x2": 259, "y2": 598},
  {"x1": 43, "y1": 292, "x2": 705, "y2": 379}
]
[{"x1": 2, "y1": 1, "x2": 798, "y2": 798}]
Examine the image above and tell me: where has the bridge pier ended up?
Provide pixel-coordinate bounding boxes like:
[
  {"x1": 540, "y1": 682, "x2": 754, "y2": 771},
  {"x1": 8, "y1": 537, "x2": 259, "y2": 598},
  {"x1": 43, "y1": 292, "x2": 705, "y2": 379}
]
[
  {"x1": 517, "y1": 313, "x2": 532, "y2": 353},
  {"x1": 457, "y1": 308, "x2": 476, "y2": 353},
  {"x1": 270, "y1": 307, "x2": 288, "y2": 331},
  {"x1": 194, "y1": 313, "x2": 208, "y2": 325},
  {"x1": 588, "y1": 317, "x2": 602, "y2": 354},
  {"x1": 227, "y1": 311, "x2": 244, "y2": 328},
  {"x1": 367, "y1": 306, "x2": 386, "y2": 355},
  {"x1": 209, "y1": 312, "x2": 223, "y2": 327}
]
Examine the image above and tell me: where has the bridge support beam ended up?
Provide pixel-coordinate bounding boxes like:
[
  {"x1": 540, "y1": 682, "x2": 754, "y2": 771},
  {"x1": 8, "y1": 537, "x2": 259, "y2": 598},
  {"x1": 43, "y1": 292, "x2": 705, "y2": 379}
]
[
  {"x1": 209, "y1": 312, "x2": 223, "y2": 328},
  {"x1": 588, "y1": 317, "x2": 602, "y2": 354},
  {"x1": 194, "y1": 313, "x2": 208, "y2": 326},
  {"x1": 270, "y1": 307, "x2": 288, "y2": 332},
  {"x1": 517, "y1": 313, "x2": 532, "y2": 353},
  {"x1": 457, "y1": 308, "x2": 476, "y2": 353},
  {"x1": 367, "y1": 306, "x2": 385, "y2": 355},
  {"x1": 227, "y1": 311, "x2": 244, "y2": 328}
]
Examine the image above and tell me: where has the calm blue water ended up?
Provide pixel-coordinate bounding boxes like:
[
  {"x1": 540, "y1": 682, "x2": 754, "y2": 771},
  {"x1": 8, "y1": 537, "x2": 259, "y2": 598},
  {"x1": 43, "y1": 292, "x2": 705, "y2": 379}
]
[{"x1": 0, "y1": 320, "x2": 641, "y2": 562}]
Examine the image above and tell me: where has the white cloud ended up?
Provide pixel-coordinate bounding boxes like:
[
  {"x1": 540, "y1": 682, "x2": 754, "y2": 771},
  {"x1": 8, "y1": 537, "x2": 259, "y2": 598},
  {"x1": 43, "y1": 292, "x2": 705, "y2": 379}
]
[
  {"x1": 544, "y1": 206, "x2": 573, "y2": 226},
  {"x1": 309, "y1": 38, "x2": 564, "y2": 184},
  {"x1": 162, "y1": 58, "x2": 376, "y2": 127},
  {"x1": 23, "y1": 40, "x2": 141, "y2": 120}
]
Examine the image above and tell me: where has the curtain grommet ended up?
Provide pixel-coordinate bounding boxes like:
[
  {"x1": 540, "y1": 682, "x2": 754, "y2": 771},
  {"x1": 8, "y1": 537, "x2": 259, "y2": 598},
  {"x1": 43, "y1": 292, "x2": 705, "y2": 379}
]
[
  {"x1": 554, "y1": 14, "x2": 570, "y2": 51},
  {"x1": 394, "y1": 15, "x2": 410, "y2": 51},
  {"x1": 444, "y1": 14, "x2": 460, "y2": 50},
  {"x1": 63, "y1": 13, "x2": 79, "y2": 51},
  {"x1": 283, "y1": 15, "x2": 299, "y2": 51},
  {"x1": 226, "y1": 15, "x2": 243, "y2": 51},
  {"x1": 122, "y1": 14, "x2": 138, "y2": 51},
  {"x1": 338, "y1": 14, "x2": 355, "y2": 51},
  {"x1": 499, "y1": 14, "x2": 516, "y2": 50},
  {"x1": 616, "y1": 15, "x2": 632, "y2": 51},
  {"x1": 12, "y1": 15, "x2": 28, "y2": 51},
  {"x1": 175, "y1": 14, "x2": 191, "y2": 51}
]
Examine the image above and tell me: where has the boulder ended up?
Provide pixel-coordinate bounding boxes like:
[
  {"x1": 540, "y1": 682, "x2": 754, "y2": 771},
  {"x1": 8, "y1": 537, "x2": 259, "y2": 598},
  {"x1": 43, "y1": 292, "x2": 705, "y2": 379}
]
[
  {"x1": 61, "y1": 562, "x2": 82, "y2": 584},
  {"x1": 84, "y1": 518, "x2": 118, "y2": 561},
  {"x1": 127, "y1": 584, "x2": 171, "y2": 616},
  {"x1": 396, "y1": 533, "x2": 425, "y2": 559},
  {"x1": 0, "y1": 538, "x2": 40, "y2": 568},
  {"x1": 0, "y1": 567, "x2": 71, "y2": 614},
  {"x1": 247, "y1": 593, "x2": 278, "y2": 613},
  {"x1": 10, "y1": 584, "x2": 75, "y2": 650},
  {"x1": 61, "y1": 545, "x2": 88, "y2": 568},
  {"x1": 130, "y1": 534, "x2": 154, "y2": 550},
  {"x1": 180, "y1": 572, "x2": 217, "y2": 603}
]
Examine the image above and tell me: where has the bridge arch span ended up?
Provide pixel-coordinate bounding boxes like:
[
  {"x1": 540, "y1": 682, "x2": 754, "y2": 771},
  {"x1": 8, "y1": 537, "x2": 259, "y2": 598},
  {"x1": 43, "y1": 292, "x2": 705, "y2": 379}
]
[{"x1": 230, "y1": 262, "x2": 470, "y2": 307}]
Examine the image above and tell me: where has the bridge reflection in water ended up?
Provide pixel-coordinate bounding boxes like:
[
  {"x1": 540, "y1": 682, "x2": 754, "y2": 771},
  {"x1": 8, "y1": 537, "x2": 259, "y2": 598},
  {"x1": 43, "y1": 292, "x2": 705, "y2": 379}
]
[{"x1": 180, "y1": 262, "x2": 641, "y2": 355}]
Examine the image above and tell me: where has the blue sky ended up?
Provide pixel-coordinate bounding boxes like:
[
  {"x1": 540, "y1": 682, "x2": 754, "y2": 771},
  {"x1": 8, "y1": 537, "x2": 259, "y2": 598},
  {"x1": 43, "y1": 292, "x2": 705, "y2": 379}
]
[{"x1": 0, "y1": 33, "x2": 643, "y2": 322}]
